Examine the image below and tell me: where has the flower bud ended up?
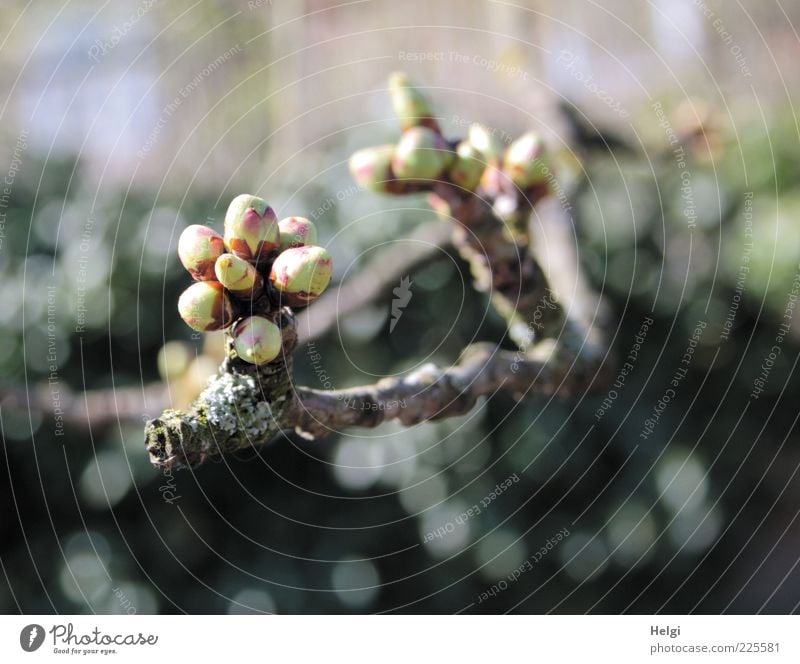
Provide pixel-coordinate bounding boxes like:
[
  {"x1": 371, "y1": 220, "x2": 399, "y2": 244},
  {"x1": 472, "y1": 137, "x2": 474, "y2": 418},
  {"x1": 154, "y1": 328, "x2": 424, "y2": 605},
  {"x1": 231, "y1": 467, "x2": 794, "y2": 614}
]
[
  {"x1": 349, "y1": 144, "x2": 395, "y2": 192},
  {"x1": 178, "y1": 225, "x2": 225, "y2": 281},
  {"x1": 269, "y1": 245, "x2": 332, "y2": 307},
  {"x1": 503, "y1": 132, "x2": 548, "y2": 189},
  {"x1": 468, "y1": 123, "x2": 503, "y2": 163},
  {"x1": 447, "y1": 141, "x2": 485, "y2": 191},
  {"x1": 231, "y1": 315, "x2": 282, "y2": 365},
  {"x1": 223, "y1": 194, "x2": 279, "y2": 263},
  {"x1": 468, "y1": 124, "x2": 505, "y2": 190},
  {"x1": 278, "y1": 216, "x2": 318, "y2": 251},
  {"x1": 214, "y1": 253, "x2": 263, "y2": 299},
  {"x1": 177, "y1": 281, "x2": 233, "y2": 332},
  {"x1": 391, "y1": 127, "x2": 450, "y2": 181},
  {"x1": 388, "y1": 71, "x2": 439, "y2": 132}
]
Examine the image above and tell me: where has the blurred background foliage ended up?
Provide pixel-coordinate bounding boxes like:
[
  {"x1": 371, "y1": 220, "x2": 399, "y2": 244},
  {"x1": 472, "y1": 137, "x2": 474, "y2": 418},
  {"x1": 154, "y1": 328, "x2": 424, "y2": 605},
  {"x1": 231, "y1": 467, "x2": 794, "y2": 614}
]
[{"x1": 1, "y1": 0, "x2": 800, "y2": 613}]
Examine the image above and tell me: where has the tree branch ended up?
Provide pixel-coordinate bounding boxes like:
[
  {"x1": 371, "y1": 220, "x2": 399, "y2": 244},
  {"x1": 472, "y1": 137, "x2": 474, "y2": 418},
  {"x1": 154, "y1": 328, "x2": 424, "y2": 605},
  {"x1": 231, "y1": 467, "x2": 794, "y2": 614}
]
[
  {"x1": 8, "y1": 222, "x2": 452, "y2": 432},
  {"x1": 144, "y1": 180, "x2": 609, "y2": 471},
  {"x1": 147, "y1": 322, "x2": 602, "y2": 471},
  {"x1": 0, "y1": 382, "x2": 167, "y2": 429},
  {"x1": 290, "y1": 327, "x2": 599, "y2": 439},
  {"x1": 295, "y1": 219, "x2": 452, "y2": 345},
  {"x1": 144, "y1": 85, "x2": 611, "y2": 470},
  {"x1": 428, "y1": 180, "x2": 568, "y2": 347}
]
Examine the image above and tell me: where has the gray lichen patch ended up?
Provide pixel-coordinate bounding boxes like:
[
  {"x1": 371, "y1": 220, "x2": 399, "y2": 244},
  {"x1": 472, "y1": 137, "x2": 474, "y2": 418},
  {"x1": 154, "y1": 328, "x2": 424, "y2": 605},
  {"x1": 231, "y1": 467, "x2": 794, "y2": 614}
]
[{"x1": 199, "y1": 372, "x2": 274, "y2": 437}]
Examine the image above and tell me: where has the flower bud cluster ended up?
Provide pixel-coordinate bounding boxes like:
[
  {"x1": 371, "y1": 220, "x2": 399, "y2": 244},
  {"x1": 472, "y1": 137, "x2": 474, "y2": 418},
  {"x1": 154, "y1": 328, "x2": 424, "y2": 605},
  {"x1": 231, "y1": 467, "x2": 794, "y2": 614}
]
[
  {"x1": 349, "y1": 72, "x2": 552, "y2": 198},
  {"x1": 176, "y1": 195, "x2": 332, "y2": 365}
]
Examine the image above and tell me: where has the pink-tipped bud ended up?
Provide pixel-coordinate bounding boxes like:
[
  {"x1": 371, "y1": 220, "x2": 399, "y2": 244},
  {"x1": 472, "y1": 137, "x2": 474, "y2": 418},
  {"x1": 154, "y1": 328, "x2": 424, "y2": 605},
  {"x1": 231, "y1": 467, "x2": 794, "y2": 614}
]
[
  {"x1": 468, "y1": 124, "x2": 505, "y2": 190},
  {"x1": 269, "y1": 245, "x2": 333, "y2": 308},
  {"x1": 223, "y1": 194, "x2": 280, "y2": 263},
  {"x1": 349, "y1": 144, "x2": 395, "y2": 193},
  {"x1": 177, "y1": 224, "x2": 225, "y2": 281},
  {"x1": 278, "y1": 216, "x2": 318, "y2": 251},
  {"x1": 503, "y1": 132, "x2": 549, "y2": 189},
  {"x1": 391, "y1": 127, "x2": 451, "y2": 181},
  {"x1": 177, "y1": 281, "x2": 234, "y2": 332},
  {"x1": 231, "y1": 315, "x2": 282, "y2": 365},
  {"x1": 214, "y1": 253, "x2": 263, "y2": 299},
  {"x1": 447, "y1": 141, "x2": 485, "y2": 191}
]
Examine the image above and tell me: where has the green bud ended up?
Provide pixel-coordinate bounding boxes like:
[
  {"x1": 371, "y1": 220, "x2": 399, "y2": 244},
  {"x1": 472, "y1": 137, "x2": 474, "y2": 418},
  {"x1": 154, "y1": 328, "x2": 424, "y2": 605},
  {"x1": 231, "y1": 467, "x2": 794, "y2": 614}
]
[
  {"x1": 391, "y1": 127, "x2": 450, "y2": 181},
  {"x1": 503, "y1": 132, "x2": 548, "y2": 189},
  {"x1": 447, "y1": 141, "x2": 485, "y2": 191},
  {"x1": 468, "y1": 125, "x2": 505, "y2": 190},
  {"x1": 269, "y1": 245, "x2": 332, "y2": 307},
  {"x1": 178, "y1": 224, "x2": 225, "y2": 281},
  {"x1": 231, "y1": 315, "x2": 282, "y2": 365},
  {"x1": 349, "y1": 144, "x2": 395, "y2": 192},
  {"x1": 278, "y1": 216, "x2": 318, "y2": 251},
  {"x1": 388, "y1": 71, "x2": 439, "y2": 132},
  {"x1": 177, "y1": 281, "x2": 233, "y2": 332},
  {"x1": 214, "y1": 253, "x2": 263, "y2": 299},
  {"x1": 223, "y1": 194, "x2": 280, "y2": 263},
  {"x1": 468, "y1": 123, "x2": 503, "y2": 163}
]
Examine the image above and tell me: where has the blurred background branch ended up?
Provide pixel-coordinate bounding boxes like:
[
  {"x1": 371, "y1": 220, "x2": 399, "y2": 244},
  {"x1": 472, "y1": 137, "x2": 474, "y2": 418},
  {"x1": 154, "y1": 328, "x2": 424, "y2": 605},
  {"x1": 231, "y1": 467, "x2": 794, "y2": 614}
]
[{"x1": 296, "y1": 219, "x2": 452, "y2": 344}]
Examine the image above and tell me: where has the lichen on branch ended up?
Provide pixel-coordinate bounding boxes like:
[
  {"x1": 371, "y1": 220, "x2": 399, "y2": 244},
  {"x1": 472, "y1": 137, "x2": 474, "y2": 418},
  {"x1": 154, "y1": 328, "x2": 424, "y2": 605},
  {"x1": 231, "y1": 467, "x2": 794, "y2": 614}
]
[{"x1": 145, "y1": 309, "x2": 298, "y2": 469}]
